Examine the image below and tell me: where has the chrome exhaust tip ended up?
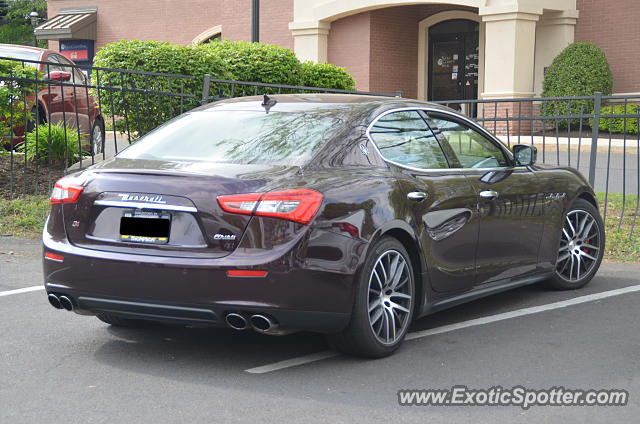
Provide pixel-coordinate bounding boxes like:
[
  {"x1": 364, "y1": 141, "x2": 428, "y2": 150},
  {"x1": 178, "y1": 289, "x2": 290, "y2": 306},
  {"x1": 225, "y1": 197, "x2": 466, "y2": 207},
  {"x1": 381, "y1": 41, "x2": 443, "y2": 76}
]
[
  {"x1": 225, "y1": 313, "x2": 249, "y2": 330},
  {"x1": 250, "y1": 314, "x2": 277, "y2": 333},
  {"x1": 59, "y1": 295, "x2": 74, "y2": 311},
  {"x1": 47, "y1": 293, "x2": 62, "y2": 310}
]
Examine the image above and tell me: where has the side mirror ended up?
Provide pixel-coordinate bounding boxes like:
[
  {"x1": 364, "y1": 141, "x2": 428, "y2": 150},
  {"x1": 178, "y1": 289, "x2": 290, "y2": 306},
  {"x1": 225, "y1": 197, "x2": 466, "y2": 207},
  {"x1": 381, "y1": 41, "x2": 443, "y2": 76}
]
[
  {"x1": 44, "y1": 71, "x2": 72, "y2": 82},
  {"x1": 512, "y1": 144, "x2": 537, "y2": 166}
]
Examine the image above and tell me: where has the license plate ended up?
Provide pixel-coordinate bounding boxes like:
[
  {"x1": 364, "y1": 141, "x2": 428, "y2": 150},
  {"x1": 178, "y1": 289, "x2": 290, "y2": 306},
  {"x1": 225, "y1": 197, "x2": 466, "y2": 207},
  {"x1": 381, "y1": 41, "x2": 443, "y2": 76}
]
[{"x1": 120, "y1": 210, "x2": 171, "y2": 244}]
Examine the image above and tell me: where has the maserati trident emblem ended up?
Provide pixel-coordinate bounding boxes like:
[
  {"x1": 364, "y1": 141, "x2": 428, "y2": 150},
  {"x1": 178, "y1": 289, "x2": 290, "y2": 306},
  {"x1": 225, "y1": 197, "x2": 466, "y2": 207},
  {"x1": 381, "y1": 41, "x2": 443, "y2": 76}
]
[{"x1": 117, "y1": 193, "x2": 166, "y2": 204}]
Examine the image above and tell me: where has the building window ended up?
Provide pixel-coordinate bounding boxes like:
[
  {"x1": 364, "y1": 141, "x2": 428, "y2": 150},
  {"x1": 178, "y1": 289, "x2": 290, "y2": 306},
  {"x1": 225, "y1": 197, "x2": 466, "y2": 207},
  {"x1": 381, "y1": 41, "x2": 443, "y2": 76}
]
[{"x1": 192, "y1": 25, "x2": 223, "y2": 44}]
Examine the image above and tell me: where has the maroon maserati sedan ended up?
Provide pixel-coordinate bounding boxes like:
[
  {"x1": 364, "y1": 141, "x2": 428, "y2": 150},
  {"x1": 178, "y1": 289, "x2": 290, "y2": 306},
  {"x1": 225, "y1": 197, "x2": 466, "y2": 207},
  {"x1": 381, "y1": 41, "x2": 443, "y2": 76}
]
[{"x1": 42, "y1": 94, "x2": 604, "y2": 357}]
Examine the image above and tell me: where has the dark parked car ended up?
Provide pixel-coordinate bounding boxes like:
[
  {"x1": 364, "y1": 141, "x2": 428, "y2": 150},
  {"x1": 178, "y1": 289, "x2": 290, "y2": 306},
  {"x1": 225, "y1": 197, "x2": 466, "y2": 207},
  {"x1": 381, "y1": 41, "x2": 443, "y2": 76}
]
[
  {"x1": 42, "y1": 94, "x2": 604, "y2": 357},
  {"x1": 0, "y1": 44, "x2": 104, "y2": 153}
]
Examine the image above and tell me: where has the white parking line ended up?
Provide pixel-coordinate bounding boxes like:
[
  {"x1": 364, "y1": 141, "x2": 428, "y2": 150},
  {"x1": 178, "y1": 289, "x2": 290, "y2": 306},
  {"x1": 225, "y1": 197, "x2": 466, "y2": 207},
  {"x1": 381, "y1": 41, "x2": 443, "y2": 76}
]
[
  {"x1": 0, "y1": 286, "x2": 44, "y2": 297},
  {"x1": 245, "y1": 284, "x2": 640, "y2": 374}
]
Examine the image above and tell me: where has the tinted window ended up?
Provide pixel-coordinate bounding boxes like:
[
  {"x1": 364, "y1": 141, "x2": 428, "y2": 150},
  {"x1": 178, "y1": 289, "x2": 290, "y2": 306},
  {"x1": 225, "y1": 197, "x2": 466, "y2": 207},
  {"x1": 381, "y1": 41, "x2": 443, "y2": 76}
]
[
  {"x1": 118, "y1": 110, "x2": 342, "y2": 165},
  {"x1": 369, "y1": 110, "x2": 448, "y2": 169},
  {"x1": 427, "y1": 116, "x2": 507, "y2": 168}
]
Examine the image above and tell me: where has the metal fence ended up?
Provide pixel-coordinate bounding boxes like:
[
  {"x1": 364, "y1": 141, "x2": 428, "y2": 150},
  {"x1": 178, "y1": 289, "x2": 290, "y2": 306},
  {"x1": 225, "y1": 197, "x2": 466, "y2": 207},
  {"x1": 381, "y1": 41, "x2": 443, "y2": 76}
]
[
  {"x1": 0, "y1": 56, "x2": 394, "y2": 200},
  {"x1": 1, "y1": 55, "x2": 638, "y2": 236},
  {"x1": 434, "y1": 93, "x2": 640, "y2": 237}
]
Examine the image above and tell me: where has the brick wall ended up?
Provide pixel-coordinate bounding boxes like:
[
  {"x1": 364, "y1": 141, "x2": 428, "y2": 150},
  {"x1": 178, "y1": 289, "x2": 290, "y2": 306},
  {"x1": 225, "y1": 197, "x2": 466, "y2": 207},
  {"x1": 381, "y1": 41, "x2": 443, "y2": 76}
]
[
  {"x1": 327, "y1": 5, "x2": 476, "y2": 96},
  {"x1": 368, "y1": 5, "x2": 476, "y2": 98},
  {"x1": 327, "y1": 12, "x2": 372, "y2": 91},
  {"x1": 46, "y1": 0, "x2": 293, "y2": 51},
  {"x1": 575, "y1": 0, "x2": 640, "y2": 94}
]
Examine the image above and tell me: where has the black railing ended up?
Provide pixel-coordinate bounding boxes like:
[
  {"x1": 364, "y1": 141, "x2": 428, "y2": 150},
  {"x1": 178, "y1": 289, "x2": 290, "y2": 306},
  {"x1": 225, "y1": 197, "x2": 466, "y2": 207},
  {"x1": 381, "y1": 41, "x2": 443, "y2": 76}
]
[
  {"x1": 0, "y1": 57, "x2": 394, "y2": 200},
  {"x1": 1, "y1": 55, "x2": 638, "y2": 237},
  {"x1": 434, "y1": 93, "x2": 640, "y2": 237}
]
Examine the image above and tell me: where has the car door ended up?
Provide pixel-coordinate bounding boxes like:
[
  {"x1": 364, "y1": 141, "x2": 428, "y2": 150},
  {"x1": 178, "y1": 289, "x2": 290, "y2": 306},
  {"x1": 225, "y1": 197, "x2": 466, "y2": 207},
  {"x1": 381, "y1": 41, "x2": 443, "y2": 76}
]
[
  {"x1": 368, "y1": 109, "x2": 479, "y2": 293},
  {"x1": 40, "y1": 53, "x2": 66, "y2": 125},
  {"x1": 425, "y1": 111, "x2": 544, "y2": 285},
  {"x1": 56, "y1": 54, "x2": 91, "y2": 137}
]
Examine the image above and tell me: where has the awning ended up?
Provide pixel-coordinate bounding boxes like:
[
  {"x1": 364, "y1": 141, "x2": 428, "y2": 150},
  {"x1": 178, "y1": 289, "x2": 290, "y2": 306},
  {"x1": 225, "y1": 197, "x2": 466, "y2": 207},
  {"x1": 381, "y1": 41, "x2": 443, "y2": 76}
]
[{"x1": 34, "y1": 7, "x2": 97, "y2": 40}]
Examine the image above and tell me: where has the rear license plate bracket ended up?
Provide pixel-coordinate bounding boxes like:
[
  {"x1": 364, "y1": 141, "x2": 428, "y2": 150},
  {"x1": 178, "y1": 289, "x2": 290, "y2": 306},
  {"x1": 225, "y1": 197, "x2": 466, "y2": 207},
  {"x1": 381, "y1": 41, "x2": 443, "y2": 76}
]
[{"x1": 120, "y1": 210, "x2": 171, "y2": 244}]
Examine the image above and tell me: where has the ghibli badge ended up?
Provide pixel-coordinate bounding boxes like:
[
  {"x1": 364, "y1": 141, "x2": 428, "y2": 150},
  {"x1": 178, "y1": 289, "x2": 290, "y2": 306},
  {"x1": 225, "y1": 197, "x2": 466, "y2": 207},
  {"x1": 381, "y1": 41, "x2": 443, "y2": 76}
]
[{"x1": 213, "y1": 234, "x2": 237, "y2": 240}]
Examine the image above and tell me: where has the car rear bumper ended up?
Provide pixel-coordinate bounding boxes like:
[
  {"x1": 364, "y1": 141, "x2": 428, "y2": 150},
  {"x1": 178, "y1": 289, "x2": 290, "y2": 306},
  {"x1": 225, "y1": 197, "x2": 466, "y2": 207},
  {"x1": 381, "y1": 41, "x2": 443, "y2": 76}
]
[{"x1": 42, "y1": 234, "x2": 355, "y2": 333}]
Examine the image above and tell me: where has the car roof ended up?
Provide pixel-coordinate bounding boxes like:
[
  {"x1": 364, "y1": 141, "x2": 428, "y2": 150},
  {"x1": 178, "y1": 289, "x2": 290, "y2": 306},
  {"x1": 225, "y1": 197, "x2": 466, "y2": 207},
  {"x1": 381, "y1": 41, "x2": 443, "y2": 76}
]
[
  {"x1": 199, "y1": 93, "x2": 453, "y2": 115},
  {"x1": 0, "y1": 43, "x2": 54, "y2": 62},
  {"x1": 0, "y1": 43, "x2": 46, "y2": 53}
]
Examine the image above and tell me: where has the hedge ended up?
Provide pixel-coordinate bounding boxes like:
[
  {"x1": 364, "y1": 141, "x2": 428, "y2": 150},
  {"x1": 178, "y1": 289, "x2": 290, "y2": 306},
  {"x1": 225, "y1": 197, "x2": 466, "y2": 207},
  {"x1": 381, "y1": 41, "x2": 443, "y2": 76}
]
[
  {"x1": 300, "y1": 61, "x2": 355, "y2": 91},
  {"x1": 595, "y1": 103, "x2": 640, "y2": 135},
  {"x1": 91, "y1": 39, "x2": 358, "y2": 135},
  {"x1": 91, "y1": 40, "x2": 231, "y2": 134},
  {"x1": 541, "y1": 42, "x2": 613, "y2": 127}
]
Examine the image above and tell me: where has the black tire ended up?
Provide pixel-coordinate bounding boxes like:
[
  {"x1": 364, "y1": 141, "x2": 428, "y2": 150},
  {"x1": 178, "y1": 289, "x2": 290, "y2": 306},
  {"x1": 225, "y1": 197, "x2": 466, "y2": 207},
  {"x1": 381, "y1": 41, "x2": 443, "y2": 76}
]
[
  {"x1": 97, "y1": 313, "x2": 145, "y2": 327},
  {"x1": 90, "y1": 117, "x2": 105, "y2": 156},
  {"x1": 546, "y1": 198, "x2": 605, "y2": 290},
  {"x1": 327, "y1": 236, "x2": 415, "y2": 358},
  {"x1": 26, "y1": 107, "x2": 46, "y2": 133}
]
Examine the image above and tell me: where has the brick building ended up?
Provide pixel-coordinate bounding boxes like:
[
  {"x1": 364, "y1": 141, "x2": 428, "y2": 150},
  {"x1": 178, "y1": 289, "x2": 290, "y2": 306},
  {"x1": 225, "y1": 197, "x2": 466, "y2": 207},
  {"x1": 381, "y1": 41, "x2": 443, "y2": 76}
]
[{"x1": 39, "y1": 0, "x2": 639, "y2": 102}]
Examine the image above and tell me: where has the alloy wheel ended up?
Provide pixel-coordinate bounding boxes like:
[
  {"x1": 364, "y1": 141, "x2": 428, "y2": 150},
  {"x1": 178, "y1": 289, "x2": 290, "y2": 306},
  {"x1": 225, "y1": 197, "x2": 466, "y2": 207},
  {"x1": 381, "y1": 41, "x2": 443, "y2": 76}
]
[
  {"x1": 367, "y1": 249, "x2": 413, "y2": 345},
  {"x1": 556, "y1": 209, "x2": 601, "y2": 282}
]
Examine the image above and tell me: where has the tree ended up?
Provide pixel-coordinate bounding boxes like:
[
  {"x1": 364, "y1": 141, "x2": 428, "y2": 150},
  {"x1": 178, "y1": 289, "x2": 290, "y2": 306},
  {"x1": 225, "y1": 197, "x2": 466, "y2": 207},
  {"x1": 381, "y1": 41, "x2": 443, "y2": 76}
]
[{"x1": 0, "y1": 0, "x2": 47, "y2": 47}]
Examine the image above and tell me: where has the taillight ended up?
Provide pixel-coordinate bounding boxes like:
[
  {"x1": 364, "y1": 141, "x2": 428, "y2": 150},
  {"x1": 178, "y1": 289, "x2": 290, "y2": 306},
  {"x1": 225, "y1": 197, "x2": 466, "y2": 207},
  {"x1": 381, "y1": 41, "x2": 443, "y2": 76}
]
[
  {"x1": 217, "y1": 189, "x2": 323, "y2": 225},
  {"x1": 50, "y1": 176, "x2": 84, "y2": 204}
]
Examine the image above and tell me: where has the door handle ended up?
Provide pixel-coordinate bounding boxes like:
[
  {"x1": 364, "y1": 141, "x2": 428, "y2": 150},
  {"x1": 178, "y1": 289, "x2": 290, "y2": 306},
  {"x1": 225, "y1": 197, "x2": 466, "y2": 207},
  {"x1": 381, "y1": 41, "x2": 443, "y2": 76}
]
[
  {"x1": 479, "y1": 190, "x2": 499, "y2": 199},
  {"x1": 407, "y1": 191, "x2": 428, "y2": 202}
]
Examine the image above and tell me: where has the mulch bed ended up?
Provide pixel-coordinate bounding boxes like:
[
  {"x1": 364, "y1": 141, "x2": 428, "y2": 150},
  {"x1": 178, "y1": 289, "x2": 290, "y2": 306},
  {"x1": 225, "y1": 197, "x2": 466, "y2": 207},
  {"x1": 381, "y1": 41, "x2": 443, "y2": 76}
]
[{"x1": 0, "y1": 154, "x2": 65, "y2": 199}]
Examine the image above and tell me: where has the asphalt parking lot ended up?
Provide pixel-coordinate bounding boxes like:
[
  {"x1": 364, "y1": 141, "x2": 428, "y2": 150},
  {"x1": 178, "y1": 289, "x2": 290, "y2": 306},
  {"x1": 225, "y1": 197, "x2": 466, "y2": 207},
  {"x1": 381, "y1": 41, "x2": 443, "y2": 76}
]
[{"x1": 1, "y1": 237, "x2": 638, "y2": 423}]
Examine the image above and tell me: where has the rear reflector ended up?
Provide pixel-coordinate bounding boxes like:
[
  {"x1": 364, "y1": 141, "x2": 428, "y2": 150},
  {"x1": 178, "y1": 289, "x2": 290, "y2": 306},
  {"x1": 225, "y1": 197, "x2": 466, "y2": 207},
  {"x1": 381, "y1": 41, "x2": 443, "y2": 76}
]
[
  {"x1": 217, "y1": 189, "x2": 323, "y2": 225},
  {"x1": 50, "y1": 176, "x2": 84, "y2": 204},
  {"x1": 227, "y1": 270, "x2": 268, "y2": 278},
  {"x1": 44, "y1": 252, "x2": 64, "y2": 262}
]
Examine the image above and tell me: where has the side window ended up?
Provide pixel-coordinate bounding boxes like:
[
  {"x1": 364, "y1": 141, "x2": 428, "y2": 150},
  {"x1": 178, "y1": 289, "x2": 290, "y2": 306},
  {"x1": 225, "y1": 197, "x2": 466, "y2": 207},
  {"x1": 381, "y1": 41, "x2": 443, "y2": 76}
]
[
  {"x1": 427, "y1": 116, "x2": 508, "y2": 168},
  {"x1": 43, "y1": 54, "x2": 65, "y2": 74},
  {"x1": 369, "y1": 110, "x2": 449, "y2": 170},
  {"x1": 57, "y1": 55, "x2": 86, "y2": 84}
]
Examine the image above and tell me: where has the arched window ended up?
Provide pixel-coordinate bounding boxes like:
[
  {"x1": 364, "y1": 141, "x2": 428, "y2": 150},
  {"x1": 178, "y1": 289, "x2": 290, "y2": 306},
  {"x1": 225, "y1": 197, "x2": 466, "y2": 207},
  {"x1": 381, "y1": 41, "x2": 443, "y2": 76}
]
[{"x1": 192, "y1": 25, "x2": 222, "y2": 44}]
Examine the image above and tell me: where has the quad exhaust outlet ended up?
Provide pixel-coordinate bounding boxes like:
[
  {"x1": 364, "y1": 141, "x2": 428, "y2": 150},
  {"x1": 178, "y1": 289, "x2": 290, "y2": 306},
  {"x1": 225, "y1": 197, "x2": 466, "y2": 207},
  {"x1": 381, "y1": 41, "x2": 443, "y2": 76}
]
[
  {"x1": 225, "y1": 313, "x2": 249, "y2": 330},
  {"x1": 225, "y1": 312, "x2": 296, "y2": 336},
  {"x1": 47, "y1": 293, "x2": 74, "y2": 311}
]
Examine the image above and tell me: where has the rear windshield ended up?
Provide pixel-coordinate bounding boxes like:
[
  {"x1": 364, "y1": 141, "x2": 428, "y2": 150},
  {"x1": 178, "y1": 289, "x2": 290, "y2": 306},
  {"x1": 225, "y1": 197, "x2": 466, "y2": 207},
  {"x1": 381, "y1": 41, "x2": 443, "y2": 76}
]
[
  {"x1": 0, "y1": 49, "x2": 40, "y2": 66},
  {"x1": 118, "y1": 110, "x2": 343, "y2": 165}
]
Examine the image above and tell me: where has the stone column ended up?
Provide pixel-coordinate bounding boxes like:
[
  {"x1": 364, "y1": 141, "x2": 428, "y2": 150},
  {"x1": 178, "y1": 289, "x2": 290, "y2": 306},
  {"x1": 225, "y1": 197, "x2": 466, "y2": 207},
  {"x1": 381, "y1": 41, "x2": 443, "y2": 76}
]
[
  {"x1": 533, "y1": 10, "x2": 579, "y2": 95},
  {"x1": 288, "y1": 21, "x2": 331, "y2": 63}
]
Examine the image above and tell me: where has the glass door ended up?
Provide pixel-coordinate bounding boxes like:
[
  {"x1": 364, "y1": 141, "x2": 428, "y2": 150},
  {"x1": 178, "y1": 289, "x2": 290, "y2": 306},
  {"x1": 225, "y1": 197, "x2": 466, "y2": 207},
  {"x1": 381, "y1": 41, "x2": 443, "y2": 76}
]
[{"x1": 428, "y1": 19, "x2": 479, "y2": 113}]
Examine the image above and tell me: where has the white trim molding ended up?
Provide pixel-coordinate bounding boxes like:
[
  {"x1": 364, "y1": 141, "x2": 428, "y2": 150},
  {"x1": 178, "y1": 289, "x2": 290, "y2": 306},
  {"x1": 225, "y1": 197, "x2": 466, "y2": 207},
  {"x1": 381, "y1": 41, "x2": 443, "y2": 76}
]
[{"x1": 192, "y1": 25, "x2": 222, "y2": 44}]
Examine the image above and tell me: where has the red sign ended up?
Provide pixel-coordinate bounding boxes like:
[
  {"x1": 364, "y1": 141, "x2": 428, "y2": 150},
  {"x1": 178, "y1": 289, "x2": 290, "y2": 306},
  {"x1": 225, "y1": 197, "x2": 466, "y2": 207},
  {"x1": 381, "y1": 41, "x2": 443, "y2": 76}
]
[{"x1": 60, "y1": 50, "x2": 88, "y2": 61}]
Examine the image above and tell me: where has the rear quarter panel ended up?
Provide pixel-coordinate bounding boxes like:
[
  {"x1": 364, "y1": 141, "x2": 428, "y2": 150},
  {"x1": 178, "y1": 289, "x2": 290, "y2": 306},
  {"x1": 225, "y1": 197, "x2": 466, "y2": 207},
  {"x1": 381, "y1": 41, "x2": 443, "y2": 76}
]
[{"x1": 531, "y1": 164, "x2": 597, "y2": 272}]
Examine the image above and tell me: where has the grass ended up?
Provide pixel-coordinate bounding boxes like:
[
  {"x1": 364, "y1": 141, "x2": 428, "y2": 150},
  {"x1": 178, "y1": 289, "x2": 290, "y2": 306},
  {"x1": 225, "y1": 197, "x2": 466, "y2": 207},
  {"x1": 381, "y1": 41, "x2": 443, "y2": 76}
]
[
  {"x1": 0, "y1": 193, "x2": 638, "y2": 263},
  {"x1": 596, "y1": 192, "x2": 640, "y2": 263},
  {"x1": 0, "y1": 195, "x2": 50, "y2": 238}
]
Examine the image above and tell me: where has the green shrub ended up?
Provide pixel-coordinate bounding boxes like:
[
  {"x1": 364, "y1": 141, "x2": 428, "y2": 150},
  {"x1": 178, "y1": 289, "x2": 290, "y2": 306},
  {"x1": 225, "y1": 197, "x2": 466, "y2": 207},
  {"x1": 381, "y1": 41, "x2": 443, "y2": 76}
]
[
  {"x1": 541, "y1": 43, "x2": 613, "y2": 127},
  {"x1": 300, "y1": 61, "x2": 355, "y2": 91},
  {"x1": 206, "y1": 40, "x2": 302, "y2": 87},
  {"x1": 91, "y1": 40, "x2": 231, "y2": 134},
  {"x1": 594, "y1": 103, "x2": 640, "y2": 135},
  {"x1": 91, "y1": 39, "x2": 357, "y2": 135},
  {"x1": 18, "y1": 123, "x2": 87, "y2": 166},
  {"x1": 0, "y1": 59, "x2": 41, "y2": 135}
]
